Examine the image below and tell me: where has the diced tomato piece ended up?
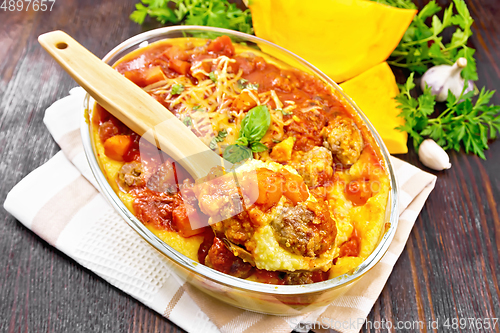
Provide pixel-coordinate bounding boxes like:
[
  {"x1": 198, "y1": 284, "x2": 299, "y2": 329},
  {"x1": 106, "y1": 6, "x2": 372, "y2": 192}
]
[
  {"x1": 311, "y1": 270, "x2": 330, "y2": 283},
  {"x1": 122, "y1": 133, "x2": 140, "y2": 162},
  {"x1": 255, "y1": 168, "x2": 284, "y2": 210},
  {"x1": 280, "y1": 169, "x2": 309, "y2": 204},
  {"x1": 205, "y1": 237, "x2": 254, "y2": 278},
  {"x1": 339, "y1": 228, "x2": 360, "y2": 257},
  {"x1": 253, "y1": 269, "x2": 285, "y2": 285},
  {"x1": 232, "y1": 91, "x2": 257, "y2": 111},
  {"x1": 207, "y1": 35, "x2": 235, "y2": 57},
  {"x1": 172, "y1": 203, "x2": 208, "y2": 238},
  {"x1": 163, "y1": 45, "x2": 188, "y2": 61},
  {"x1": 92, "y1": 104, "x2": 108, "y2": 125},
  {"x1": 144, "y1": 66, "x2": 167, "y2": 84},
  {"x1": 103, "y1": 135, "x2": 133, "y2": 161},
  {"x1": 168, "y1": 58, "x2": 190, "y2": 75},
  {"x1": 123, "y1": 66, "x2": 167, "y2": 87},
  {"x1": 197, "y1": 229, "x2": 215, "y2": 265},
  {"x1": 133, "y1": 190, "x2": 175, "y2": 230}
]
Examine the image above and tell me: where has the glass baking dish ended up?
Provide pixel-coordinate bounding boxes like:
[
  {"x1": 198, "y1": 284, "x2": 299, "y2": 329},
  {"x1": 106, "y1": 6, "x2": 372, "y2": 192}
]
[{"x1": 80, "y1": 26, "x2": 399, "y2": 315}]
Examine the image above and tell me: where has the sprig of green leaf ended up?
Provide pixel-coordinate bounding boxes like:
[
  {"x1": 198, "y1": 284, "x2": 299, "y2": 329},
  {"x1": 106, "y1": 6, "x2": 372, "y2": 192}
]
[
  {"x1": 130, "y1": 0, "x2": 253, "y2": 34},
  {"x1": 387, "y1": 0, "x2": 477, "y2": 81},
  {"x1": 396, "y1": 75, "x2": 500, "y2": 159},
  {"x1": 223, "y1": 105, "x2": 271, "y2": 163}
]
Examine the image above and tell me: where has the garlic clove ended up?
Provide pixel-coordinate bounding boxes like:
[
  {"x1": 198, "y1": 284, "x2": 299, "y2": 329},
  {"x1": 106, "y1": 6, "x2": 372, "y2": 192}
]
[
  {"x1": 421, "y1": 57, "x2": 474, "y2": 102},
  {"x1": 418, "y1": 139, "x2": 451, "y2": 171}
]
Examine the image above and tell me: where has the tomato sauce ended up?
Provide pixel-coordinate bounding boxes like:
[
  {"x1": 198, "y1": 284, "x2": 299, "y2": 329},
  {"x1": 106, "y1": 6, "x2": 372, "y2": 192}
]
[
  {"x1": 93, "y1": 36, "x2": 386, "y2": 283},
  {"x1": 339, "y1": 228, "x2": 361, "y2": 258}
]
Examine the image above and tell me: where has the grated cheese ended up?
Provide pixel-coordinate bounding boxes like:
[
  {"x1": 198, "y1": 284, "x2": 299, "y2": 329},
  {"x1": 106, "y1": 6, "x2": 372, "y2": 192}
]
[{"x1": 144, "y1": 55, "x2": 289, "y2": 150}]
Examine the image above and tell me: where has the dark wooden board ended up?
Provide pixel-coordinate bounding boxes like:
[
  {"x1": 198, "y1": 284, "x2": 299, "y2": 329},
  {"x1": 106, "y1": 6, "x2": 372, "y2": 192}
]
[{"x1": 0, "y1": 1, "x2": 498, "y2": 332}]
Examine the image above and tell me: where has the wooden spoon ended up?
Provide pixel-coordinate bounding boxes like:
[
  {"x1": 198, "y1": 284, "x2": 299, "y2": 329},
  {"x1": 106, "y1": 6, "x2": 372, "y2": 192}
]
[
  {"x1": 38, "y1": 30, "x2": 226, "y2": 180},
  {"x1": 38, "y1": 31, "x2": 326, "y2": 267}
]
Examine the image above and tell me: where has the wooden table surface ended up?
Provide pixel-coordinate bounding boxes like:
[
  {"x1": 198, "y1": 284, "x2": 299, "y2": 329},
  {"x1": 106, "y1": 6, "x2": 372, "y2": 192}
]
[{"x1": 1, "y1": 1, "x2": 499, "y2": 332}]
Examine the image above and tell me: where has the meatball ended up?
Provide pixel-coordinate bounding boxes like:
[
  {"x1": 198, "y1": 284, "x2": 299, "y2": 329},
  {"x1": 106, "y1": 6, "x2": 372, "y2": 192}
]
[
  {"x1": 116, "y1": 161, "x2": 144, "y2": 191},
  {"x1": 271, "y1": 200, "x2": 337, "y2": 257},
  {"x1": 293, "y1": 146, "x2": 334, "y2": 187},
  {"x1": 322, "y1": 116, "x2": 364, "y2": 166}
]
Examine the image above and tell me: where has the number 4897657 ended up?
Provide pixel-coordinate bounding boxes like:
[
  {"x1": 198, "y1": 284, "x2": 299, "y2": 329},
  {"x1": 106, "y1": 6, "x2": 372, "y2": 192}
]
[{"x1": 1, "y1": 0, "x2": 56, "y2": 11}]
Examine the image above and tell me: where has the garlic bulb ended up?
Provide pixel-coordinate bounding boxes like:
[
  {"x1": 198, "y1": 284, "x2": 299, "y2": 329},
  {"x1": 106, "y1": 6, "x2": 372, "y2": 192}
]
[
  {"x1": 421, "y1": 57, "x2": 474, "y2": 102},
  {"x1": 418, "y1": 139, "x2": 451, "y2": 171}
]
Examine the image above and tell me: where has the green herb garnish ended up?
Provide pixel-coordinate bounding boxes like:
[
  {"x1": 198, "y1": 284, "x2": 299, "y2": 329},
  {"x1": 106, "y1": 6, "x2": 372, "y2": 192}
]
[
  {"x1": 237, "y1": 78, "x2": 259, "y2": 91},
  {"x1": 182, "y1": 116, "x2": 193, "y2": 127},
  {"x1": 388, "y1": 0, "x2": 477, "y2": 81},
  {"x1": 171, "y1": 84, "x2": 185, "y2": 95},
  {"x1": 246, "y1": 83, "x2": 259, "y2": 91},
  {"x1": 130, "y1": 0, "x2": 253, "y2": 34},
  {"x1": 223, "y1": 145, "x2": 253, "y2": 163},
  {"x1": 223, "y1": 105, "x2": 271, "y2": 163},
  {"x1": 209, "y1": 71, "x2": 217, "y2": 83},
  {"x1": 396, "y1": 74, "x2": 500, "y2": 159},
  {"x1": 250, "y1": 141, "x2": 268, "y2": 153},
  {"x1": 209, "y1": 129, "x2": 228, "y2": 150},
  {"x1": 237, "y1": 105, "x2": 271, "y2": 144},
  {"x1": 276, "y1": 108, "x2": 293, "y2": 116},
  {"x1": 237, "y1": 78, "x2": 248, "y2": 90}
]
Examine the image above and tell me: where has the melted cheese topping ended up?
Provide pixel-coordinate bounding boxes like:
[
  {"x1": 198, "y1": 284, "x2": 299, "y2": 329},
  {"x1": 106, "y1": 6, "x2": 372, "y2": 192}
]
[{"x1": 141, "y1": 53, "x2": 293, "y2": 151}]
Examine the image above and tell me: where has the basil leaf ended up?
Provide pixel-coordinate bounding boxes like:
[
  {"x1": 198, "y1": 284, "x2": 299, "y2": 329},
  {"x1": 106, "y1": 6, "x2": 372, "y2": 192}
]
[
  {"x1": 223, "y1": 144, "x2": 252, "y2": 163},
  {"x1": 235, "y1": 137, "x2": 248, "y2": 146},
  {"x1": 239, "y1": 105, "x2": 271, "y2": 143},
  {"x1": 250, "y1": 142, "x2": 268, "y2": 153}
]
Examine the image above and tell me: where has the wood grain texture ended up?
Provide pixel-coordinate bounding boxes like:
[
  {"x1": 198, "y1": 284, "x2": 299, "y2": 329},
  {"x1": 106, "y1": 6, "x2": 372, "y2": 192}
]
[{"x1": 0, "y1": 1, "x2": 499, "y2": 333}]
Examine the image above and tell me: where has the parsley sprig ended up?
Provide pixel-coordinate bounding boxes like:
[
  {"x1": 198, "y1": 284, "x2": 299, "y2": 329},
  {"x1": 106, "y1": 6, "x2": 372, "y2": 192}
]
[
  {"x1": 130, "y1": 0, "x2": 253, "y2": 34},
  {"x1": 396, "y1": 74, "x2": 500, "y2": 159},
  {"x1": 387, "y1": 0, "x2": 477, "y2": 81}
]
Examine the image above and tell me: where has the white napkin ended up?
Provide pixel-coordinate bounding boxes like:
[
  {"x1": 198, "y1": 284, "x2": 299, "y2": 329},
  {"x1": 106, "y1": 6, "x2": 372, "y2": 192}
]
[{"x1": 4, "y1": 88, "x2": 437, "y2": 333}]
